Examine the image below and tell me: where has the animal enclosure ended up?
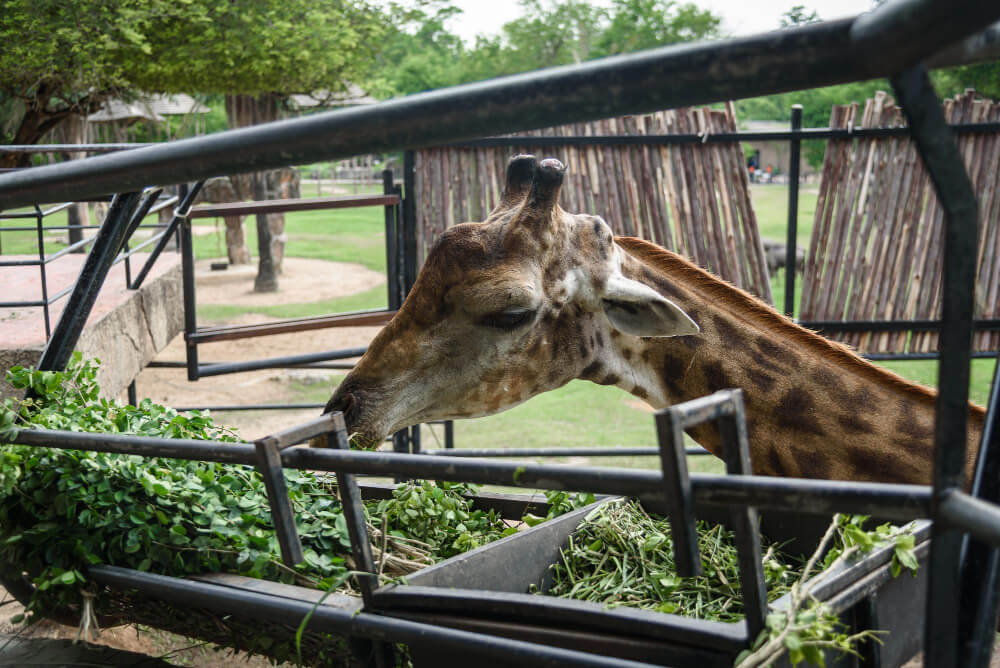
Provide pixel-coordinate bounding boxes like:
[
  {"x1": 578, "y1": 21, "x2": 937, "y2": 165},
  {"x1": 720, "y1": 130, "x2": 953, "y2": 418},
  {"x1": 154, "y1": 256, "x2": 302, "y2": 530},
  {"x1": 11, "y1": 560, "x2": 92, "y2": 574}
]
[
  {"x1": 413, "y1": 104, "x2": 773, "y2": 302},
  {"x1": 801, "y1": 89, "x2": 1000, "y2": 354}
]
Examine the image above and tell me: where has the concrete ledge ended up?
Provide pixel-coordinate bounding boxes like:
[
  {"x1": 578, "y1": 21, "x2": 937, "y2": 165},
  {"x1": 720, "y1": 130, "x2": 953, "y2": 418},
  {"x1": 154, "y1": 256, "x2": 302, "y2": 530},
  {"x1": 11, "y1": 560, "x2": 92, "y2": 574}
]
[{"x1": 1, "y1": 253, "x2": 183, "y2": 400}]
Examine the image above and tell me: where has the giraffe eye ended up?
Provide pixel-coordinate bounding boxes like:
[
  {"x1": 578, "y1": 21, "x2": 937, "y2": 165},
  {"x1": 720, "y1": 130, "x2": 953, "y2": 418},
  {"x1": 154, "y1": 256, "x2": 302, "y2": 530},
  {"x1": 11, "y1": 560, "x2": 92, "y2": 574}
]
[{"x1": 480, "y1": 308, "x2": 536, "y2": 330}]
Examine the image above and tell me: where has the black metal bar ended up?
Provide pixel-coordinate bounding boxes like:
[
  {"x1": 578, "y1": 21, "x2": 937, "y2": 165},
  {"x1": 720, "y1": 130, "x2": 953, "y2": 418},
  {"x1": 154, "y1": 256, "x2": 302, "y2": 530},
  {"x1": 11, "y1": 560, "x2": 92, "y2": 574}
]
[
  {"x1": 121, "y1": 188, "x2": 164, "y2": 288},
  {"x1": 850, "y1": 593, "x2": 882, "y2": 668},
  {"x1": 409, "y1": 424, "x2": 421, "y2": 454},
  {"x1": 849, "y1": 0, "x2": 1000, "y2": 74},
  {"x1": 654, "y1": 405, "x2": 700, "y2": 577},
  {"x1": 177, "y1": 184, "x2": 199, "y2": 382},
  {"x1": 149, "y1": 360, "x2": 355, "y2": 371},
  {"x1": 443, "y1": 421, "x2": 455, "y2": 449},
  {"x1": 253, "y1": 437, "x2": 305, "y2": 566},
  {"x1": 784, "y1": 104, "x2": 802, "y2": 317},
  {"x1": 42, "y1": 234, "x2": 99, "y2": 263},
  {"x1": 939, "y1": 491, "x2": 1000, "y2": 548},
  {"x1": 131, "y1": 181, "x2": 203, "y2": 290},
  {"x1": 34, "y1": 205, "x2": 51, "y2": 338},
  {"x1": 11, "y1": 6, "x2": 1000, "y2": 209},
  {"x1": 799, "y1": 318, "x2": 1000, "y2": 332},
  {"x1": 717, "y1": 390, "x2": 767, "y2": 640},
  {"x1": 862, "y1": 352, "x2": 999, "y2": 362},
  {"x1": 382, "y1": 169, "x2": 400, "y2": 311},
  {"x1": 173, "y1": 403, "x2": 328, "y2": 412},
  {"x1": 324, "y1": 414, "x2": 380, "y2": 611},
  {"x1": 10, "y1": 427, "x2": 934, "y2": 520},
  {"x1": 34, "y1": 192, "x2": 143, "y2": 375},
  {"x1": 959, "y1": 358, "x2": 1000, "y2": 667},
  {"x1": 0, "y1": 258, "x2": 43, "y2": 267},
  {"x1": 257, "y1": 414, "x2": 337, "y2": 451},
  {"x1": 196, "y1": 347, "x2": 368, "y2": 377},
  {"x1": 127, "y1": 381, "x2": 137, "y2": 407},
  {"x1": 891, "y1": 65, "x2": 979, "y2": 668},
  {"x1": 0, "y1": 143, "x2": 150, "y2": 154},
  {"x1": 87, "y1": 566, "x2": 652, "y2": 668},
  {"x1": 402, "y1": 150, "x2": 417, "y2": 291},
  {"x1": 442, "y1": 122, "x2": 1000, "y2": 148},
  {"x1": 422, "y1": 446, "x2": 710, "y2": 457}
]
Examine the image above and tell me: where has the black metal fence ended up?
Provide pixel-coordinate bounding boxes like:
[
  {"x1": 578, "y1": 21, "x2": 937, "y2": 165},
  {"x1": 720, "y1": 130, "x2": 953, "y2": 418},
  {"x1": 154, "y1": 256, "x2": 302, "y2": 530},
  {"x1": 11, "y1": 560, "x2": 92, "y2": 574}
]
[{"x1": 2, "y1": 1, "x2": 1000, "y2": 665}]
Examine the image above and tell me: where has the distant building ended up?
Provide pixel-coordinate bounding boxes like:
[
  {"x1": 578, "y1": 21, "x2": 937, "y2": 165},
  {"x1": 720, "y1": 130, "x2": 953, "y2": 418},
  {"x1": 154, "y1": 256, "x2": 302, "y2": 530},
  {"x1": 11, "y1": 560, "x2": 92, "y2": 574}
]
[
  {"x1": 740, "y1": 119, "x2": 819, "y2": 183},
  {"x1": 87, "y1": 94, "x2": 210, "y2": 142}
]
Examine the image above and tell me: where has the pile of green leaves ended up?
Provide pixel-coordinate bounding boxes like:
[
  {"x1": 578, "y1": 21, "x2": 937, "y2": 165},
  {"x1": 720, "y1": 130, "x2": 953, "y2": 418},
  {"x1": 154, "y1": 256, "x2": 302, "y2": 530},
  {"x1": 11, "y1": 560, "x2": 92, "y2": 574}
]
[
  {"x1": 0, "y1": 355, "x2": 509, "y2": 626},
  {"x1": 544, "y1": 500, "x2": 799, "y2": 622},
  {"x1": 371, "y1": 480, "x2": 512, "y2": 560}
]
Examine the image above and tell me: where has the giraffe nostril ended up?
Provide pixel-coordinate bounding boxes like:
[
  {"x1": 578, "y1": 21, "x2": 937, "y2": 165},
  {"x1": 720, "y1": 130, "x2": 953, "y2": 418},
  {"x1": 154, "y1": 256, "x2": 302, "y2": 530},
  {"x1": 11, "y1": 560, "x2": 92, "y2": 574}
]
[{"x1": 324, "y1": 390, "x2": 358, "y2": 422}]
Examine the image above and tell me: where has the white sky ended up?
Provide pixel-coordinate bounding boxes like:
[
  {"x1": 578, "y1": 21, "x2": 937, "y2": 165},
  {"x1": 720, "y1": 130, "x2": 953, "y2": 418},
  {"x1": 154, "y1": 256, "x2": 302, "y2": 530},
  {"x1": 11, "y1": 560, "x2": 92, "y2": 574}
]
[{"x1": 442, "y1": 0, "x2": 878, "y2": 43}]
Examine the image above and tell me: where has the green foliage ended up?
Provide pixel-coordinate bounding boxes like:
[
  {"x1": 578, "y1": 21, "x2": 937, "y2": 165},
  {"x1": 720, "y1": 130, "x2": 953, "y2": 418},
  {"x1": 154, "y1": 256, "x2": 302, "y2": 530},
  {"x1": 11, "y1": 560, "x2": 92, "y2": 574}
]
[
  {"x1": 0, "y1": 355, "x2": 513, "y2": 637},
  {"x1": 374, "y1": 0, "x2": 721, "y2": 97},
  {"x1": 0, "y1": 0, "x2": 386, "y2": 148},
  {"x1": 824, "y1": 514, "x2": 919, "y2": 579},
  {"x1": 522, "y1": 489, "x2": 597, "y2": 526},
  {"x1": 372, "y1": 480, "x2": 513, "y2": 559}
]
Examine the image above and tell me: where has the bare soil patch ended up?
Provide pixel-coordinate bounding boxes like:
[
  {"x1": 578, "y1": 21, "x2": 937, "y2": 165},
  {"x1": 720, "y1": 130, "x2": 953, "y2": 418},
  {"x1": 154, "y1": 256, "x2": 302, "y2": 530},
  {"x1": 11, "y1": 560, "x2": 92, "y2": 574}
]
[{"x1": 194, "y1": 256, "x2": 385, "y2": 308}]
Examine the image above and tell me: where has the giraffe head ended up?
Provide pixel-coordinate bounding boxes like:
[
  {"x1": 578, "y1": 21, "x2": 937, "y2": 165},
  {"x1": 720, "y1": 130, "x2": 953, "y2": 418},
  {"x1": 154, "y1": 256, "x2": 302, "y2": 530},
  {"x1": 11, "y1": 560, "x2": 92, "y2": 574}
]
[{"x1": 325, "y1": 155, "x2": 698, "y2": 446}]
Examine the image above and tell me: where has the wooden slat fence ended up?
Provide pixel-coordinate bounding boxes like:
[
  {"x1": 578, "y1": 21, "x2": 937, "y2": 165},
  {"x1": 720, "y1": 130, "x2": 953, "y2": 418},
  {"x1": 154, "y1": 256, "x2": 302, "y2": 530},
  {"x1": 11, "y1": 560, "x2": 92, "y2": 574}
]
[
  {"x1": 414, "y1": 104, "x2": 773, "y2": 302},
  {"x1": 800, "y1": 89, "x2": 1000, "y2": 353}
]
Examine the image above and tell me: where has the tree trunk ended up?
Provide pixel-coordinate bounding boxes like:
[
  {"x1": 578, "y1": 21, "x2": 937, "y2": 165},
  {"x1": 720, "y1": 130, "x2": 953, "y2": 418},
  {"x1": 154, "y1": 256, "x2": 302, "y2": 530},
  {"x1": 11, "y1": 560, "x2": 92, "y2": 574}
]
[
  {"x1": 252, "y1": 172, "x2": 278, "y2": 293},
  {"x1": 224, "y1": 216, "x2": 251, "y2": 264},
  {"x1": 224, "y1": 94, "x2": 288, "y2": 288},
  {"x1": 59, "y1": 114, "x2": 90, "y2": 251}
]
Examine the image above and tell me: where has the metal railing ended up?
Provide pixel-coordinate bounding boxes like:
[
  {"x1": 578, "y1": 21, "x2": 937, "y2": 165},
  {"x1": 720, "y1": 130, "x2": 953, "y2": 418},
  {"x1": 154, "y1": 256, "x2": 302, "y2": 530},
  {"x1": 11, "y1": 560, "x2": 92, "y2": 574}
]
[{"x1": 2, "y1": 1, "x2": 1000, "y2": 664}]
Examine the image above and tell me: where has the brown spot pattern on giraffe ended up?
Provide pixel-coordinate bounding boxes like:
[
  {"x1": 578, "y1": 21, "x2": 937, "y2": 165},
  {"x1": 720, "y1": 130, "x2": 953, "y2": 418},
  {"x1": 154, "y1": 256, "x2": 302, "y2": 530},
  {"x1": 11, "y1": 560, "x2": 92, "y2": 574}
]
[
  {"x1": 775, "y1": 389, "x2": 826, "y2": 437},
  {"x1": 746, "y1": 368, "x2": 776, "y2": 393}
]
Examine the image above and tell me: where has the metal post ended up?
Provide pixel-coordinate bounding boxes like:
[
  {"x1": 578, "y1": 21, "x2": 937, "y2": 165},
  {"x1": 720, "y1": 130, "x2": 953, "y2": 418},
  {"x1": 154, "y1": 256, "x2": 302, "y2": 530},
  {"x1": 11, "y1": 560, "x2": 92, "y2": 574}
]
[
  {"x1": 891, "y1": 65, "x2": 978, "y2": 668},
  {"x1": 409, "y1": 424, "x2": 421, "y2": 454},
  {"x1": 34, "y1": 204, "x2": 51, "y2": 339},
  {"x1": 178, "y1": 184, "x2": 199, "y2": 381},
  {"x1": 717, "y1": 390, "x2": 767, "y2": 640},
  {"x1": 653, "y1": 406, "x2": 701, "y2": 578},
  {"x1": 382, "y1": 169, "x2": 399, "y2": 311},
  {"x1": 784, "y1": 104, "x2": 803, "y2": 317},
  {"x1": 324, "y1": 413, "x2": 392, "y2": 668},
  {"x1": 444, "y1": 420, "x2": 455, "y2": 449},
  {"x1": 402, "y1": 150, "x2": 417, "y2": 295},
  {"x1": 958, "y1": 358, "x2": 1000, "y2": 667},
  {"x1": 36, "y1": 192, "x2": 143, "y2": 374}
]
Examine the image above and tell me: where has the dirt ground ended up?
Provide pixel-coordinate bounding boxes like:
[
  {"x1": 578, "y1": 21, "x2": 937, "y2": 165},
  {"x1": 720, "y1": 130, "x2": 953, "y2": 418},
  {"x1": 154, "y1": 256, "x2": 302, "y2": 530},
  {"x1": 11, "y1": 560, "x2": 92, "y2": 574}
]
[
  {"x1": 1, "y1": 256, "x2": 385, "y2": 665},
  {"x1": 134, "y1": 256, "x2": 385, "y2": 440}
]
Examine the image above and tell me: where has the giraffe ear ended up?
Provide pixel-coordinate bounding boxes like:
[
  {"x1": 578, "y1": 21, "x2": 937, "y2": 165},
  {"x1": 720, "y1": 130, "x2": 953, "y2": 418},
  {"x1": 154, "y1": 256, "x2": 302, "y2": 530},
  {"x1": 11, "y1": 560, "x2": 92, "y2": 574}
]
[{"x1": 601, "y1": 275, "x2": 699, "y2": 337}]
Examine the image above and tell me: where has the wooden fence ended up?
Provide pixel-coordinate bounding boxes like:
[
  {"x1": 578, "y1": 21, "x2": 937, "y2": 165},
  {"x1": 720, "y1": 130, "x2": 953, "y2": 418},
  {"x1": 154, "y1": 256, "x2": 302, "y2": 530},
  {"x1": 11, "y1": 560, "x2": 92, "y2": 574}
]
[
  {"x1": 414, "y1": 103, "x2": 773, "y2": 302},
  {"x1": 800, "y1": 90, "x2": 1000, "y2": 353}
]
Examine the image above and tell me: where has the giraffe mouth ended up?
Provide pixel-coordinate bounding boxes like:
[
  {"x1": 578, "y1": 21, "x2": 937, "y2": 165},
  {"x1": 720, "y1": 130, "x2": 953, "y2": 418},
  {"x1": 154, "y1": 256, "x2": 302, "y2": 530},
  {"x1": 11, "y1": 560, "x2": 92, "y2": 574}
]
[{"x1": 323, "y1": 380, "x2": 400, "y2": 449}]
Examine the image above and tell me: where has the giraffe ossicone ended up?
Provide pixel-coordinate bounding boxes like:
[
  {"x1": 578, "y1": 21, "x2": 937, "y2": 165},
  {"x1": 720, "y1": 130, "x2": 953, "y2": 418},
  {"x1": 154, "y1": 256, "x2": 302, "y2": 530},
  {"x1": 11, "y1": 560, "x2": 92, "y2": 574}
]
[{"x1": 325, "y1": 155, "x2": 984, "y2": 485}]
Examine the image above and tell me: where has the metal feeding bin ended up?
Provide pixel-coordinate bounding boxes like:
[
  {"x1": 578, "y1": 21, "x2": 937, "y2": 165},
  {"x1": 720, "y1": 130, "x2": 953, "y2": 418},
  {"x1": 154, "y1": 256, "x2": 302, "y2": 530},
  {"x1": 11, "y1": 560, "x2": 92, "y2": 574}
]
[{"x1": 371, "y1": 394, "x2": 932, "y2": 668}]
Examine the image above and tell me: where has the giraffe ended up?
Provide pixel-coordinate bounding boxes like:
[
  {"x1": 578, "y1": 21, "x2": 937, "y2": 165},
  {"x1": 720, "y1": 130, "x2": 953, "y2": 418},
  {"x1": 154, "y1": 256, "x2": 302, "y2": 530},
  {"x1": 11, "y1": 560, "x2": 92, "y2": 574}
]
[{"x1": 325, "y1": 155, "x2": 985, "y2": 485}]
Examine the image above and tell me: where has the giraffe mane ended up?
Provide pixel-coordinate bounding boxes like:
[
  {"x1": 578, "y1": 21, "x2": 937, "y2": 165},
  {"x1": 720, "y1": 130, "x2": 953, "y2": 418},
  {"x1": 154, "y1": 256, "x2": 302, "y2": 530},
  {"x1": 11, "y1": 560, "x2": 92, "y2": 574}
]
[{"x1": 615, "y1": 235, "x2": 986, "y2": 416}]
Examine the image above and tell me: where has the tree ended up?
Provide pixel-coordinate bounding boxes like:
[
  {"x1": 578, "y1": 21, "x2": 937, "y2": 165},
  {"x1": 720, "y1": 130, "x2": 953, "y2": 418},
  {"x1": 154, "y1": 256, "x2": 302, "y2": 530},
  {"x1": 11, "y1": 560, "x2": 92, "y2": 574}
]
[
  {"x1": 374, "y1": 0, "x2": 722, "y2": 98},
  {"x1": 780, "y1": 5, "x2": 821, "y2": 27},
  {"x1": 1, "y1": 0, "x2": 385, "y2": 290}
]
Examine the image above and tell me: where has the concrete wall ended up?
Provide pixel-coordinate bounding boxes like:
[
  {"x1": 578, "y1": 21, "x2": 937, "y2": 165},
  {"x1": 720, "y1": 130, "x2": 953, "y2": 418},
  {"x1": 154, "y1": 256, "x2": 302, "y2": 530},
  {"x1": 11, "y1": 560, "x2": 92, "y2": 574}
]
[{"x1": 0, "y1": 262, "x2": 183, "y2": 401}]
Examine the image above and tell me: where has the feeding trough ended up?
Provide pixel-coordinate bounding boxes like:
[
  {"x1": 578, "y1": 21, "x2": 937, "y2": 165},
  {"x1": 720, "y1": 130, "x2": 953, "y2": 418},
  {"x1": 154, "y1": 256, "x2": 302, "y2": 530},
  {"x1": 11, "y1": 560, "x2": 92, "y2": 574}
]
[{"x1": 374, "y1": 501, "x2": 930, "y2": 667}]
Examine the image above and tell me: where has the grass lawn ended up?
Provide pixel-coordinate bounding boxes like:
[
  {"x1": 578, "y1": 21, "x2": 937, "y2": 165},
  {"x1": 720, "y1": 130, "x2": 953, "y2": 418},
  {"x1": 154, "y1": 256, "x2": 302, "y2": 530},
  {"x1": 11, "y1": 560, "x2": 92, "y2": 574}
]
[{"x1": 0, "y1": 206, "x2": 71, "y2": 256}]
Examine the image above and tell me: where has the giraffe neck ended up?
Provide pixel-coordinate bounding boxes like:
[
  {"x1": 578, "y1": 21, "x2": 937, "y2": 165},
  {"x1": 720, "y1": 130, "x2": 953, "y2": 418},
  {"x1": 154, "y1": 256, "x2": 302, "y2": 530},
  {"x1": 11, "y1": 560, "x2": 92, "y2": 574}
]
[{"x1": 608, "y1": 237, "x2": 984, "y2": 485}]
